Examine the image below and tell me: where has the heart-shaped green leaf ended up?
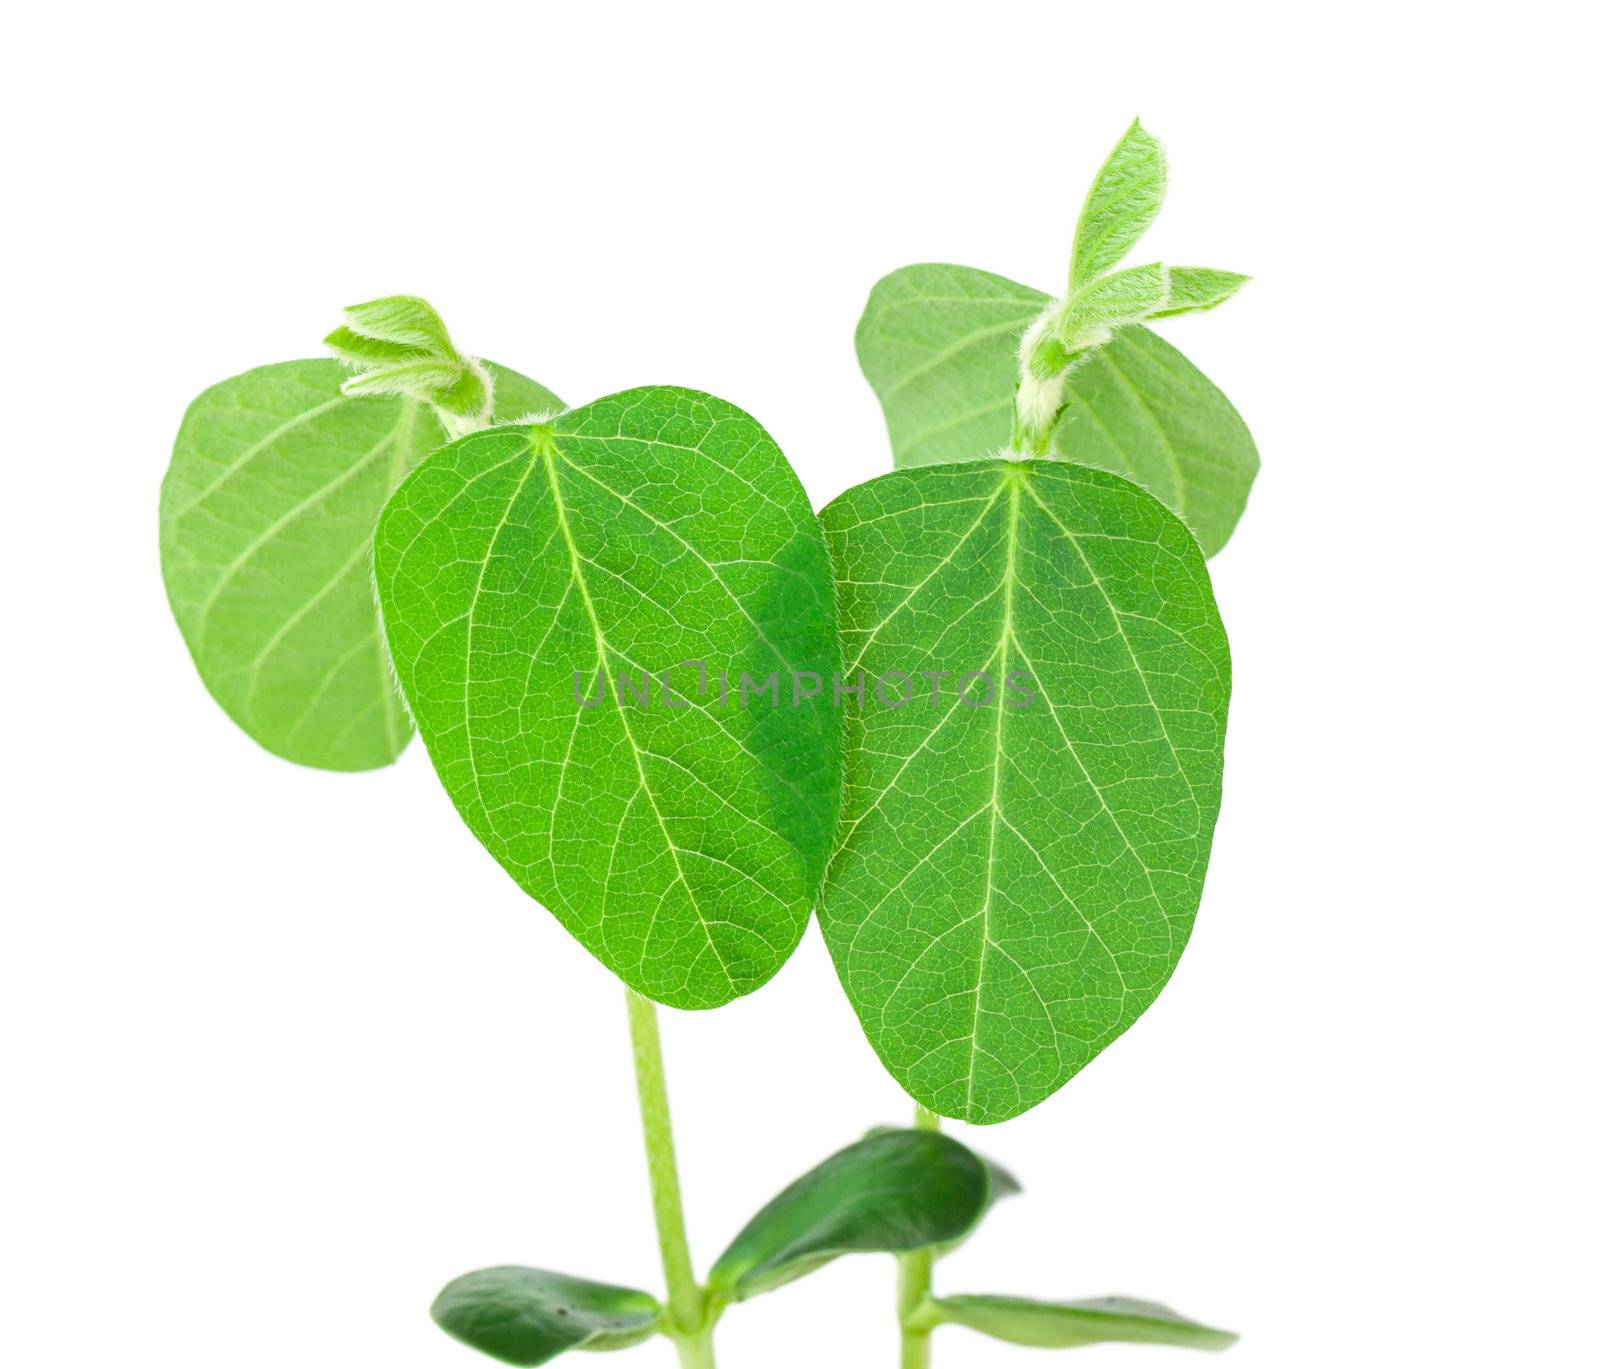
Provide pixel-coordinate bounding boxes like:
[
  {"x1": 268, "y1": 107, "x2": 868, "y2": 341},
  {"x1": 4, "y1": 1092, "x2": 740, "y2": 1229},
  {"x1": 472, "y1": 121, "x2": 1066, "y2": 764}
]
[
  {"x1": 161, "y1": 358, "x2": 559, "y2": 770},
  {"x1": 818, "y1": 460, "x2": 1230, "y2": 1123},
  {"x1": 431, "y1": 1267, "x2": 662, "y2": 1365},
  {"x1": 929, "y1": 1293, "x2": 1237, "y2": 1351},
  {"x1": 372, "y1": 387, "x2": 841, "y2": 1009},
  {"x1": 854, "y1": 263, "x2": 1258, "y2": 555},
  {"x1": 707, "y1": 1128, "x2": 1003, "y2": 1301}
]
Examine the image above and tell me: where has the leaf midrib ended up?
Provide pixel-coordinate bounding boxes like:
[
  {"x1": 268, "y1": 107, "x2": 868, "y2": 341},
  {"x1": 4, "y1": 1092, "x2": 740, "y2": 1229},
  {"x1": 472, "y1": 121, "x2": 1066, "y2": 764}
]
[
  {"x1": 964, "y1": 471, "x2": 1021, "y2": 1115},
  {"x1": 836, "y1": 465, "x2": 1206, "y2": 1107},
  {"x1": 538, "y1": 435, "x2": 736, "y2": 993}
]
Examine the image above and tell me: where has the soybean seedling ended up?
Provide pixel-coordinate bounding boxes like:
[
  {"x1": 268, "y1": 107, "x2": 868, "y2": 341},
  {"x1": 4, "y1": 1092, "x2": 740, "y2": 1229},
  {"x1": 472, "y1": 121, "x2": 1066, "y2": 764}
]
[{"x1": 159, "y1": 118, "x2": 1253, "y2": 1368}]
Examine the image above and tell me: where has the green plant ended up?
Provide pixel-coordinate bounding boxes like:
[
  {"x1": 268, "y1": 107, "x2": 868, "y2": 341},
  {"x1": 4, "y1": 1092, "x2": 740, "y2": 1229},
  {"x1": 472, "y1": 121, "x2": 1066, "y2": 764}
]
[
  {"x1": 855, "y1": 119, "x2": 1255, "y2": 556},
  {"x1": 160, "y1": 120, "x2": 1253, "y2": 1367}
]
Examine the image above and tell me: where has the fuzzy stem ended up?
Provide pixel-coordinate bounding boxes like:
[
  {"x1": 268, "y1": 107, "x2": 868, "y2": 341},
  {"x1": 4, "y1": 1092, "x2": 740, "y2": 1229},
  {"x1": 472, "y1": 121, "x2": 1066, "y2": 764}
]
[
  {"x1": 437, "y1": 408, "x2": 491, "y2": 441},
  {"x1": 625, "y1": 990, "x2": 716, "y2": 1368},
  {"x1": 896, "y1": 1104, "x2": 943, "y2": 1367},
  {"x1": 1012, "y1": 306, "x2": 1072, "y2": 456}
]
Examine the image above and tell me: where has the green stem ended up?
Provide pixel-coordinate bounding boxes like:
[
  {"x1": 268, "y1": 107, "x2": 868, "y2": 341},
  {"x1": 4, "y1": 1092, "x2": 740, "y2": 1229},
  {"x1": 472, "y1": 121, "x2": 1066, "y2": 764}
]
[
  {"x1": 1012, "y1": 302, "x2": 1075, "y2": 455},
  {"x1": 897, "y1": 1104, "x2": 943, "y2": 1368},
  {"x1": 625, "y1": 990, "x2": 716, "y2": 1369}
]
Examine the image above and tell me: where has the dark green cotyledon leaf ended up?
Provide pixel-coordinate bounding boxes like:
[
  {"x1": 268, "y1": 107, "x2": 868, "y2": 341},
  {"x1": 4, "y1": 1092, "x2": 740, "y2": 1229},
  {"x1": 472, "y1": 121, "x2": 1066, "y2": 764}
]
[
  {"x1": 854, "y1": 263, "x2": 1258, "y2": 556},
  {"x1": 708, "y1": 1128, "x2": 1000, "y2": 1301},
  {"x1": 862, "y1": 1125, "x2": 1020, "y2": 1256},
  {"x1": 930, "y1": 1294, "x2": 1237, "y2": 1351},
  {"x1": 818, "y1": 460, "x2": 1229, "y2": 1124},
  {"x1": 373, "y1": 387, "x2": 841, "y2": 1010},
  {"x1": 432, "y1": 1267, "x2": 662, "y2": 1365},
  {"x1": 161, "y1": 358, "x2": 559, "y2": 771}
]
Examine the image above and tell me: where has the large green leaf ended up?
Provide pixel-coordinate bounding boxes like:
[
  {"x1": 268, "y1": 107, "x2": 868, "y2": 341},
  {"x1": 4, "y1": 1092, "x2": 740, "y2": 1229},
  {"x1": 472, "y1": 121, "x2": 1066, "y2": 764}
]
[
  {"x1": 432, "y1": 1267, "x2": 662, "y2": 1365},
  {"x1": 373, "y1": 387, "x2": 840, "y2": 1009},
  {"x1": 854, "y1": 263, "x2": 1258, "y2": 555},
  {"x1": 818, "y1": 460, "x2": 1230, "y2": 1123},
  {"x1": 930, "y1": 1294, "x2": 1237, "y2": 1351},
  {"x1": 161, "y1": 358, "x2": 559, "y2": 771},
  {"x1": 707, "y1": 1128, "x2": 1001, "y2": 1301}
]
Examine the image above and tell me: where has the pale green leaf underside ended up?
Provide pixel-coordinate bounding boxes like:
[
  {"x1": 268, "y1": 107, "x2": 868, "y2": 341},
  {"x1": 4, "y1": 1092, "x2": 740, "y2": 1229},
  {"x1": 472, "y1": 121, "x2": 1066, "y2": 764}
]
[
  {"x1": 854, "y1": 263, "x2": 1259, "y2": 556},
  {"x1": 160, "y1": 358, "x2": 558, "y2": 771},
  {"x1": 373, "y1": 388, "x2": 841, "y2": 1010},
  {"x1": 818, "y1": 461, "x2": 1229, "y2": 1123},
  {"x1": 934, "y1": 1294, "x2": 1237, "y2": 1351}
]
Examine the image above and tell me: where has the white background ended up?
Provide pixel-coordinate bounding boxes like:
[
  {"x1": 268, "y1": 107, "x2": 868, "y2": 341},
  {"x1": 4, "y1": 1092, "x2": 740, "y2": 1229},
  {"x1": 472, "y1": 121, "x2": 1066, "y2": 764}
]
[{"x1": 4, "y1": 4, "x2": 1596, "y2": 1366}]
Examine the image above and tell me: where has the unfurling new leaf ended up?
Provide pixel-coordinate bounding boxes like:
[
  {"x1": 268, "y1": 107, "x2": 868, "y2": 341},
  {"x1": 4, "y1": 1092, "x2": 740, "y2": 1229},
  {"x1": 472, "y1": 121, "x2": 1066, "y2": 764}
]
[
  {"x1": 854, "y1": 263, "x2": 1258, "y2": 555},
  {"x1": 373, "y1": 387, "x2": 841, "y2": 1009},
  {"x1": 857, "y1": 119, "x2": 1254, "y2": 552},
  {"x1": 1070, "y1": 119, "x2": 1167, "y2": 292},
  {"x1": 1151, "y1": 267, "x2": 1251, "y2": 319},
  {"x1": 327, "y1": 294, "x2": 494, "y2": 423},
  {"x1": 1056, "y1": 262, "x2": 1173, "y2": 354}
]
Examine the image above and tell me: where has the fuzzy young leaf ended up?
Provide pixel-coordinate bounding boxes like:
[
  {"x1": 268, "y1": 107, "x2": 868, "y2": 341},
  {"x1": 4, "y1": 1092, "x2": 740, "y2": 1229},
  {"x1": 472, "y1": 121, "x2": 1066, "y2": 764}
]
[
  {"x1": 818, "y1": 461, "x2": 1229, "y2": 1123},
  {"x1": 432, "y1": 1267, "x2": 662, "y2": 1365},
  {"x1": 1056, "y1": 262, "x2": 1171, "y2": 353},
  {"x1": 1150, "y1": 267, "x2": 1250, "y2": 319},
  {"x1": 339, "y1": 358, "x2": 461, "y2": 400},
  {"x1": 1070, "y1": 119, "x2": 1167, "y2": 292},
  {"x1": 931, "y1": 1294, "x2": 1237, "y2": 1351},
  {"x1": 707, "y1": 1129, "x2": 997, "y2": 1301},
  {"x1": 323, "y1": 326, "x2": 433, "y2": 367},
  {"x1": 160, "y1": 358, "x2": 559, "y2": 771},
  {"x1": 373, "y1": 388, "x2": 840, "y2": 1009},
  {"x1": 328, "y1": 295, "x2": 494, "y2": 422},
  {"x1": 855, "y1": 264, "x2": 1258, "y2": 555},
  {"x1": 340, "y1": 294, "x2": 459, "y2": 355}
]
